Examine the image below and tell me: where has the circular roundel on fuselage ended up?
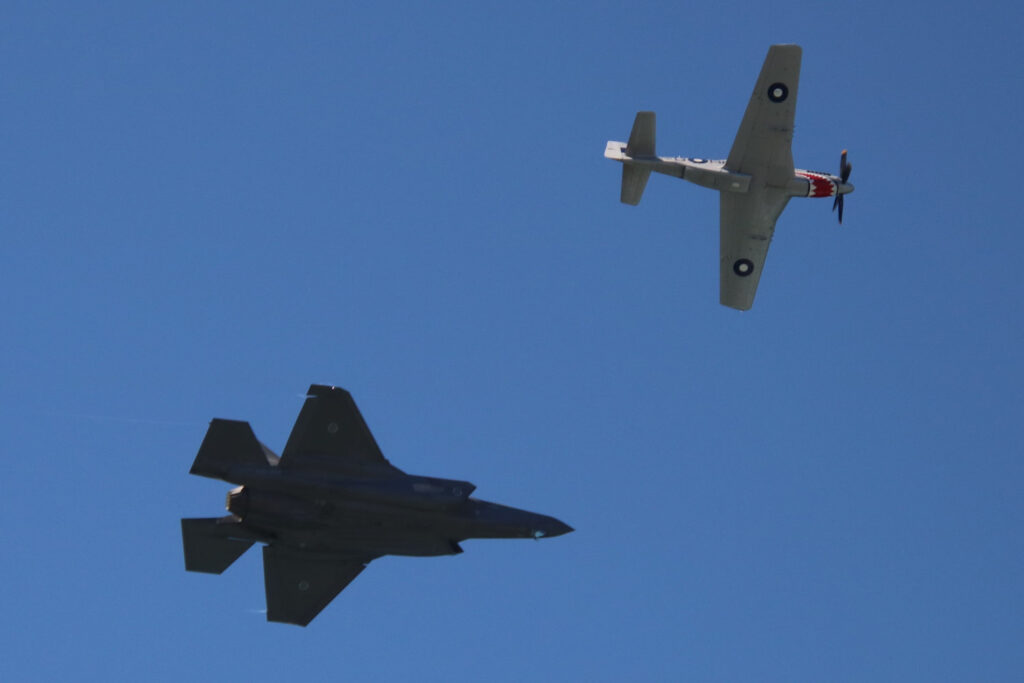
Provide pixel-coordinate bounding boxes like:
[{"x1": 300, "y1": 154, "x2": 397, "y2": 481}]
[
  {"x1": 733, "y1": 259, "x2": 754, "y2": 277},
  {"x1": 767, "y1": 82, "x2": 788, "y2": 102}
]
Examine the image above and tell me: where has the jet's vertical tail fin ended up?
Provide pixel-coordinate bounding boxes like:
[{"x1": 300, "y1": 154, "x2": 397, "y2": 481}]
[
  {"x1": 189, "y1": 418, "x2": 280, "y2": 480},
  {"x1": 605, "y1": 111, "x2": 656, "y2": 205},
  {"x1": 181, "y1": 516, "x2": 255, "y2": 574}
]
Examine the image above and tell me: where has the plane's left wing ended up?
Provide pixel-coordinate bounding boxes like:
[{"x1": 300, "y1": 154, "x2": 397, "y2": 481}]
[
  {"x1": 263, "y1": 545, "x2": 373, "y2": 626},
  {"x1": 720, "y1": 189, "x2": 790, "y2": 310}
]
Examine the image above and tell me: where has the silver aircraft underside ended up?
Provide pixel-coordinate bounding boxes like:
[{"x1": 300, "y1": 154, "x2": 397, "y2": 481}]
[{"x1": 605, "y1": 44, "x2": 854, "y2": 310}]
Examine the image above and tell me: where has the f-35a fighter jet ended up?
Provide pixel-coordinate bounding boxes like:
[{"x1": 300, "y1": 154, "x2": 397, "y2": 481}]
[
  {"x1": 605, "y1": 44, "x2": 854, "y2": 310},
  {"x1": 182, "y1": 384, "x2": 572, "y2": 626}
]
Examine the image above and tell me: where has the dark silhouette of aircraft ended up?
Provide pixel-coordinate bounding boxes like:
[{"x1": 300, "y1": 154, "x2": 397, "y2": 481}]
[{"x1": 182, "y1": 384, "x2": 573, "y2": 626}]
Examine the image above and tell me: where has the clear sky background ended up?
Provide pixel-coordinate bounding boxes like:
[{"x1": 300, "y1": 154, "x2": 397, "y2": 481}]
[{"x1": 2, "y1": 2, "x2": 1021, "y2": 681}]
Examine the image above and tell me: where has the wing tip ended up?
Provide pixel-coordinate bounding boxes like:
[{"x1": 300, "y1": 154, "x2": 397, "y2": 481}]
[
  {"x1": 306, "y1": 384, "x2": 351, "y2": 399},
  {"x1": 720, "y1": 299, "x2": 753, "y2": 312}
]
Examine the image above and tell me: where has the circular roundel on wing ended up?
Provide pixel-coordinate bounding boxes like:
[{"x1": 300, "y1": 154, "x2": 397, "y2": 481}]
[
  {"x1": 690, "y1": 158, "x2": 708, "y2": 164},
  {"x1": 767, "y1": 82, "x2": 788, "y2": 102},
  {"x1": 733, "y1": 259, "x2": 754, "y2": 277}
]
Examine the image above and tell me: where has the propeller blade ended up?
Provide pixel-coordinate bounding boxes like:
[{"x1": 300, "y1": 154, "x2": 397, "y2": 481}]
[
  {"x1": 839, "y1": 149, "x2": 851, "y2": 182},
  {"x1": 834, "y1": 149, "x2": 851, "y2": 224}
]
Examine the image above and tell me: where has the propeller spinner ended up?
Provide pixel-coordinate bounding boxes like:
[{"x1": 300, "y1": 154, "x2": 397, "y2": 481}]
[{"x1": 832, "y1": 149, "x2": 852, "y2": 224}]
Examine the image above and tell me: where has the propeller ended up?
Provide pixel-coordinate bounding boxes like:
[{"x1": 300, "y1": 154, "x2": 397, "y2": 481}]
[{"x1": 832, "y1": 149, "x2": 852, "y2": 224}]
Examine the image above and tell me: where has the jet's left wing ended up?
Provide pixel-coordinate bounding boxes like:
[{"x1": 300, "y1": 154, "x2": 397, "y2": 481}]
[
  {"x1": 280, "y1": 384, "x2": 403, "y2": 476},
  {"x1": 263, "y1": 545, "x2": 374, "y2": 626}
]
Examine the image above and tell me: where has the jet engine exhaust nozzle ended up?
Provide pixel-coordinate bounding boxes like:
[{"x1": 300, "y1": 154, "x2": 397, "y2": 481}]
[{"x1": 226, "y1": 485, "x2": 248, "y2": 518}]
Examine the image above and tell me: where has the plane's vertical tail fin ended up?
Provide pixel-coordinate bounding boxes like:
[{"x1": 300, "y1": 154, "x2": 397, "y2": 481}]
[
  {"x1": 181, "y1": 516, "x2": 255, "y2": 574},
  {"x1": 189, "y1": 419, "x2": 280, "y2": 480},
  {"x1": 626, "y1": 111, "x2": 656, "y2": 157},
  {"x1": 605, "y1": 111, "x2": 656, "y2": 205}
]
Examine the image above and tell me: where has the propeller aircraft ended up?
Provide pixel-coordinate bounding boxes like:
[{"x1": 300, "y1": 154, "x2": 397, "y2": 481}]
[{"x1": 605, "y1": 44, "x2": 854, "y2": 310}]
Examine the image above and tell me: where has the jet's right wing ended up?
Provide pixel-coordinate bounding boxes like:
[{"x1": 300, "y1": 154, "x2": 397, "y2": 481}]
[
  {"x1": 263, "y1": 545, "x2": 374, "y2": 626},
  {"x1": 280, "y1": 385, "x2": 403, "y2": 476}
]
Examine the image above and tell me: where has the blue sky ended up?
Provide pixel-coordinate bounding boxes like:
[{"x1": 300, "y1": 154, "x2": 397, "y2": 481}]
[{"x1": 2, "y1": 2, "x2": 1021, "y2": 681}]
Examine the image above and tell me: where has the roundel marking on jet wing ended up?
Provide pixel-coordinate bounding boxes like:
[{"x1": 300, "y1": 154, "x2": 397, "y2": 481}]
[
  {"x1": 767, "y1": 83, "x2": 788, "y2": 102},
  {"x1": 327, "y1": 421, "x2": 339, "y2": 435},
  {"x1": 733, "y1": 259, "x2": 754, "y2": 277},
  {"x1": 298, "y1": 580, "x2": 310, "y2": 591}
]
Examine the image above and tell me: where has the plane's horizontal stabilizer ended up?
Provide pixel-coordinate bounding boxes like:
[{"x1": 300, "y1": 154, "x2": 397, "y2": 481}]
[
  {"x1": 182, "y1": 517, "x2": 254, "y2": 574},
  {"x1": 190, "y1": 418, "x2": 280, "y2": 480},
  {"x1": 621, "y1": 165, "x2": 651, "y2": 205}
]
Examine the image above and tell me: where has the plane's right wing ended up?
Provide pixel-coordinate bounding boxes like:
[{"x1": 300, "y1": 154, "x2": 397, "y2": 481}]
[
  {"x1": 263, "y1": 545, "x2": 374, "y2": 626},
  {"x1": 725, "y1": 45, "x2": 801, "y2": 187}
]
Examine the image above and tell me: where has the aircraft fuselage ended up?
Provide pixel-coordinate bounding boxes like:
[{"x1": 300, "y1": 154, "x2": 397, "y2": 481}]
[
  {"x1": 603, "y1": 145, "x2": 854, "y2": 198},
  {"x1": 216, "y1": 466, "x2": 571, "y2": 557}
]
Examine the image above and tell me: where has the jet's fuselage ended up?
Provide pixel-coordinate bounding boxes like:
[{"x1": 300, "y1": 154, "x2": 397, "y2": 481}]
[{"x1": 219, "y1": 467, "x2": 571, "y2": 557}]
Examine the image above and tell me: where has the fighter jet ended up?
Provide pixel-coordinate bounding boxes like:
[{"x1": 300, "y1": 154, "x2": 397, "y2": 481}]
[
  {"x1": 182, "y1": 384, "x2": 572, "y2": 626},
  {"x1": 605, "y1": 44, "x2": 855, "y2": 310}
]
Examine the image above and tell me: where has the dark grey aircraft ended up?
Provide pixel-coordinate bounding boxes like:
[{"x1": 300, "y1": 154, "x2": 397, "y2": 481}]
[{"x1": 182, "y1": 384, "x2": 573, "y2": 626}]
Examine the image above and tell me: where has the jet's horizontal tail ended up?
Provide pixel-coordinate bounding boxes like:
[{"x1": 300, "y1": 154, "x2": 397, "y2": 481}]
[
  {"x1": 190, "y1": 418, "x2": 280, "y2": 480},
  {"x1": 181, "y1": 516, "x2": 255, "y2": 574}
]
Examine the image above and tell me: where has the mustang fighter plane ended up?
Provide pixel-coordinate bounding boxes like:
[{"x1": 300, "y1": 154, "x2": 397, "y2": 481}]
[
  {"x1": 605, "y1": 44, "x2": 854, "y2": 310},
  {"x1": 182, "y1": 384, "x2": 572, "y2": 626}
]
